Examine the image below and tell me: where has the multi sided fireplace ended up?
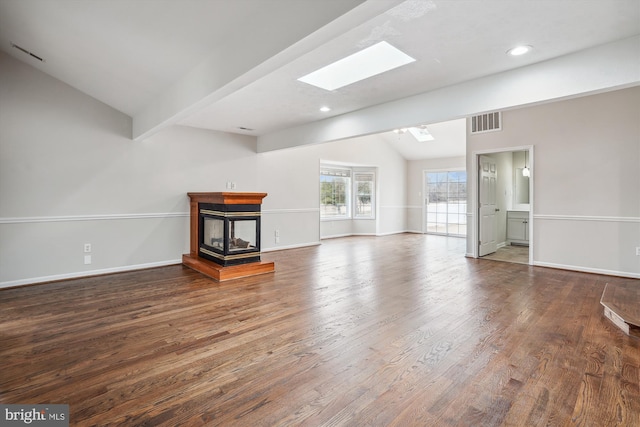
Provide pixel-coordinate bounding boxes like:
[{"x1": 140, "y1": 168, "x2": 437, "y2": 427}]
[{"x1": 182, "y1": 192, "x2": 275, "y2": 281}]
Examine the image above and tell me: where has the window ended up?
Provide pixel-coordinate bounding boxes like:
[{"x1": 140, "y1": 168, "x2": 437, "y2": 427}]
[
  {"x1": 425, "y1": 170, "x2": 467, "y2": 236},
  {"x1": 320, "y1": 168, "x2": 351, "y2": 218},
  {"x1": 354, "y1": 172, "x2": 375, "y2": 218},
  {"x1": 320, "y1": 166, "x2": 376, "y2": 219}
]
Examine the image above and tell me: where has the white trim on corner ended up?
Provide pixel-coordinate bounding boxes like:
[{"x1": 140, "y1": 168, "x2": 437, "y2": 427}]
[
  {"x1": 405, "y1": 229, "x2": 423, "y2": 234},
  {"x1": 534, "y1": 214, "x2": 640, "y2": 223},
  {"x1": 0, "y1": 259, "x2": 183, "y2": 289},
  {"x1": 377, "y1": 230, "x2": 413, "y2": 236},
  {"x1": 321, "y1": 233, "x2": 353, "y2": 240},
  {"x1": 321, "y1": 230, "x2": 417, "y2": 239},
  {"x1": 262, "y1": 208, "x2": 319, "y2": 215},
  {"x1": 0, "y1": 212, "x2": 189, "y2": 224},
  {"x1": 534, "y1": 261, "x2": 640, "y2": 279},
  {"x1": 262, "y1": 242, "x2": 320, "y2": 252}
]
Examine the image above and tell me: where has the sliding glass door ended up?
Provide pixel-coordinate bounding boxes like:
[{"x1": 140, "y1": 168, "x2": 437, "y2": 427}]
[{"x1": 424, "y1": 170, "x2": 467, "y2": 236}]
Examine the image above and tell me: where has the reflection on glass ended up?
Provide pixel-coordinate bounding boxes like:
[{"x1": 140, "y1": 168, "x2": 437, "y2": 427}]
[
  {"x1": 229, "y1": 219, "x2": 257, "y2": 251},
  {"x1": 515, "y1": 169, "x2": 529, "y2": 204},
  {"x1": 204, "y1": 218, "x2": 224, "y2": 249},
  {"x1": 425, "y1": 170, "x2": 468, "y2": 236}
]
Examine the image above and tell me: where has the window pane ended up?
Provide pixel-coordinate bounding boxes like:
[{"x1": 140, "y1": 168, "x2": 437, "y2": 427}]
[
  {"x1": 355, "y1": 173, "x2": 374, "y2": 217},
  {"x1": 320, "y1": 175, "x2": 351, "y2": 218},
  {"x1": 458, "y1": 224, "x2": 467, "y2": 235},
  {"x1": 424, "y1": 169, "x2": 467, "y2": 237}
]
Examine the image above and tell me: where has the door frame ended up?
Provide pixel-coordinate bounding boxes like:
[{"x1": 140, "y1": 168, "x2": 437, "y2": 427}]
[{"x1": 470, "y1": 145, "x2": 534, "y2": 265}]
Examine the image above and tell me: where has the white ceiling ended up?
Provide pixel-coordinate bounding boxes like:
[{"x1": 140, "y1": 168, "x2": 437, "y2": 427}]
[
  {"x1": 1, "y1": 0, "x2": 639, "y2": 159},
  {"x1": 379, "y1": 119, "x2": 466, "y2": 160}
]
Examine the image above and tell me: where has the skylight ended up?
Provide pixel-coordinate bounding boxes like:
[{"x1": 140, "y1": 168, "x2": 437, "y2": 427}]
[
  {"x1": 408, "y1": 126, "x2": 434, "y2": 142},
  {"x1": 298, "y1": 41, "x2": 416, "y2": 91}
]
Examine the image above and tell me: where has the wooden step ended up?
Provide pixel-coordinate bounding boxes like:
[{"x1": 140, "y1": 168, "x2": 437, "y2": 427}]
[{"x1": 600, "y1": 282, "x2": 640, "y2": 338}]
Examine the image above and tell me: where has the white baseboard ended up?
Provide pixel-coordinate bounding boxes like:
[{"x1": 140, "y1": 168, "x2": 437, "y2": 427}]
[
  {"x1": 321, "y1": 230, "x2": 413, "y2": 239},
  {"x1": 320, "y1": 233, "x2": 353, "y2": 240},
  {"x1": 534, "y1": 261, "x2": 640, "y2": 279},
  {"x1": 404, "y1": 229, "x2": 423, "y2": 234},
  {"x1": 0, "y1": 259, "x2": 183, "y2": 289},
  {"x1": 262, "y1": 242, "x2": 320, "y2": 252}
]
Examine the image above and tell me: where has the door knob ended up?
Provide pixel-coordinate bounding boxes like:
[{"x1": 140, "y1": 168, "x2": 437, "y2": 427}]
[{"x1": 495, "y1": 208, "x2": 500, "y2": 212}]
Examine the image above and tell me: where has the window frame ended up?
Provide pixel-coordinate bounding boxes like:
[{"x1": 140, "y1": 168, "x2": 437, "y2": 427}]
[
  {"x1": 353, "y1": 171, "x2": 375, "y2": 219},
  {"x1": 320, "y1": 165, "x2": 376, "y2": 221},
  {"x1": 424, "y1": 169, "x2": 467, "y2": 236}
]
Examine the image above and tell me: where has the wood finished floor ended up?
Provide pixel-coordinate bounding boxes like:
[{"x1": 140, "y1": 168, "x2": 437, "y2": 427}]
[
  {"x1": 1, "y1": 234, "x2": 639, "y2": 426},
  {"x1": 481, "y1": 244, "x2": 529, "y2": 265}
]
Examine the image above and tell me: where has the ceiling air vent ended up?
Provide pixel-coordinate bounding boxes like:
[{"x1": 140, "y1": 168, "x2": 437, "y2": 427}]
[
  {"x1": 471, "y1": 112, "x2": 501, "y2": 134},
  {"x1": 10, "y1": 42, "x2": 45, "y2": 62}
]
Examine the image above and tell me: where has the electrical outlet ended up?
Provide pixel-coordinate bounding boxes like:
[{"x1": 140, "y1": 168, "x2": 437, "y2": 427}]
[
  {"x1": 275, "y1": 229, "x2": 280, "y2": 237},
  {"x1": 84, "y1": 255, "x2": 92, "y2": 265},
  {"x1": 231, "y1": 182, "x2": 236, "y2": 190},
  {"x1": 636, "y1": 247, "x2": 640, "y2": 256},
  {"x1": 84, "y1": 243, "x2": 91, "y2": 253},
  {"x1": 226, "y1": 181, "x2": 232, "y2": 189}
]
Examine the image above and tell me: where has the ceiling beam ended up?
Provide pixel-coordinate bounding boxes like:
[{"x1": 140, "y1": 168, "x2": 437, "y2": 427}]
[
  {"x1": 257, "y1": 36, "x2": 640, "y2": 152},
  {"x1": 132, "y1": 0, "x2": 405, "y2": 141}
]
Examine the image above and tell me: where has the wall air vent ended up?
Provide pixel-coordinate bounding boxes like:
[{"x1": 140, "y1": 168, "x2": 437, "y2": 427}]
[
  {"x1": 470, "y1": 112, "x2": 501, "y2": 134},
  {"x1": 10, "y1": 42, "x2": 45, "y2": 62}
]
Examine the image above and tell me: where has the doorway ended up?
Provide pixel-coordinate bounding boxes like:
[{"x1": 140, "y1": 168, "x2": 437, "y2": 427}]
[{"x1": 471, "y1": 147, "x2": 533, "y2": 265}]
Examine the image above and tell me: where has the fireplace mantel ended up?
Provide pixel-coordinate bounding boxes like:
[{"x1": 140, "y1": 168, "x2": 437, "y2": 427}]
[
  {"x1": 182, "y1": 192, "x2": 274, "y2": 281},
  {"x1": 187, "y1": 192, "x2": 267, "y2": 205}
]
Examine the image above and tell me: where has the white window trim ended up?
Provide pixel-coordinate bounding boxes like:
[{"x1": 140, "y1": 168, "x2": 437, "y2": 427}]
[
  {"x1": 353, "y1": 171, "x2": 376, "y2": 219},
  {"x1": 320, "y1": 164, "x2": 376, "y2": 221}
]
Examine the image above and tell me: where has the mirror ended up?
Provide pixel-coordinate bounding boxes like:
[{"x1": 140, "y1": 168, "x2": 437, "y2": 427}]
[{"x1": 514, "y1": 169, "x2": 529, "y2": 204}]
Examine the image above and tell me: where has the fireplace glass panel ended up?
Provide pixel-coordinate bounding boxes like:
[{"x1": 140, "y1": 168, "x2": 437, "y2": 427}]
[
  {"x1": 229, "y1": 219, "x2": 256, "y2": 251},
  {"x1": 204, "y1": 218, "x2": 224, "y2": 249}
]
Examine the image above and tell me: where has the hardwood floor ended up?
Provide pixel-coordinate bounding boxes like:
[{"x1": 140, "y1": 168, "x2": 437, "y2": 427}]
[
  {"x1": 1, "y1": 234, "x2": 638, "y2": 426},
  {"x1": 481, "y1": 244, "x2": 529, "y2": 265}
]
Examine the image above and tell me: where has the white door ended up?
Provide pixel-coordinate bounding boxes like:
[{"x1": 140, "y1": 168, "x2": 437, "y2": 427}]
[{"x1": 478, "y1": 155, "x2": 498, "y2": 256}]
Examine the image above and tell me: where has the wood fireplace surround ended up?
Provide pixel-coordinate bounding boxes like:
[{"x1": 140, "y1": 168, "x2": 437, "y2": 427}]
[{"x1": 182, "y1": 192, "x2": 275, "y2": 281}]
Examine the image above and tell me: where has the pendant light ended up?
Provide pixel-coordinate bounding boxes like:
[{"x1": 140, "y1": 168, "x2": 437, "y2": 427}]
[{"x1": 522, "y1": 150, "x2": 530, "y2": 177}]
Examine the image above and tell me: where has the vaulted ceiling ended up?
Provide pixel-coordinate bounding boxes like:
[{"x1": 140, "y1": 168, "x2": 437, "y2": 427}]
[{"x1": 1, "y1": 0, "x2": 639, "y2": 157}]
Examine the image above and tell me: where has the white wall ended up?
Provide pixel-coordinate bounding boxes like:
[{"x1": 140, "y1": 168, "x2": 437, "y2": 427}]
[
  {"x1": 318, "y1": 135, "x2": 407, "y2": 238},
  {"x1": 0, "y1": 52, "x2": 408, "y2": 287},
  {"x1": 467, "y1": 87, "x2": 640, "y2": 278},
  {"x1": 0, "y1": 52, "x2": 263, "y2": 286},
  {"x1": 406, "y1": 156, "x2": 466, "y2": 233},
  {"x1": 257, "y1": 133, "x2": 407, "y2": 242}
]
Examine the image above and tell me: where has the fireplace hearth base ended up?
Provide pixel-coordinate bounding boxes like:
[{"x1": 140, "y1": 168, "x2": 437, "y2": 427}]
[
  {"x1": 182, "y1": 192, "x2": 275, "y2": 282},
  {"x1": 182, "y1": 253, "x2": 274, "y2": 282}
]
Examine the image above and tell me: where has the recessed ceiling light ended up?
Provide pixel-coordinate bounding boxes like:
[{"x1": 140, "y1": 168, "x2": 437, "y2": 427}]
[
  {"x1": 319, "y1": 106, "x2": 331, "y2": 112},
  {"x1": 507, "y1": 45, "x2": 532, "y2": 56},
  {"x1": 298, "y1": 41, "x2": 416, "y2": 91}
]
